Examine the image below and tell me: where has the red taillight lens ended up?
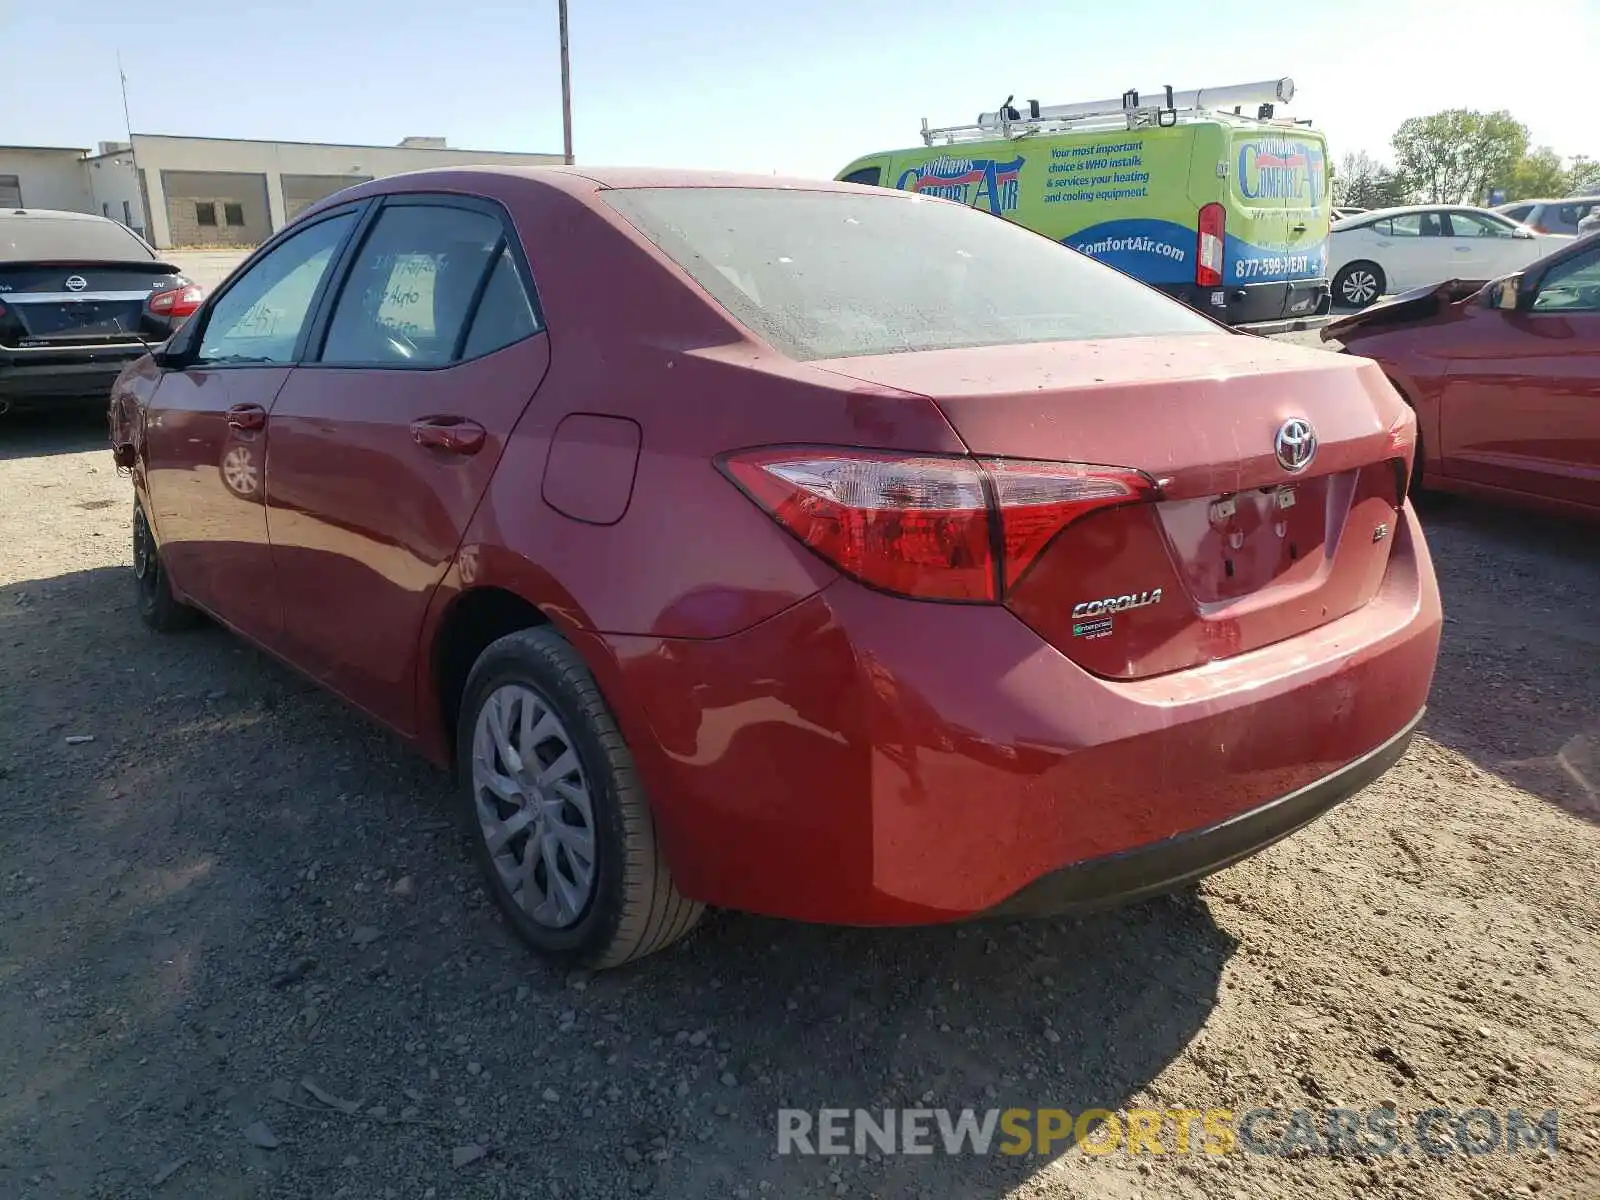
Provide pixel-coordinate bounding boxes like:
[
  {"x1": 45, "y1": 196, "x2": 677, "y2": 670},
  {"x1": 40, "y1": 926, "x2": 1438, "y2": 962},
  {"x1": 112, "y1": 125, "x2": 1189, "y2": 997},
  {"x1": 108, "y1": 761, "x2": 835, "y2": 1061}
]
[
  {"x1": 719, "y1": 448, "x2": 1154, "y2": 602},
  {"x1": 983, "y1": 458, "x2": 1153, "y2": 591},
  {"x1": 1196, "y1": 202, "x2": 1226, "y2": 288},
  {"x1": 148, "y1": 284, "x2": 204, "y2": 318}
]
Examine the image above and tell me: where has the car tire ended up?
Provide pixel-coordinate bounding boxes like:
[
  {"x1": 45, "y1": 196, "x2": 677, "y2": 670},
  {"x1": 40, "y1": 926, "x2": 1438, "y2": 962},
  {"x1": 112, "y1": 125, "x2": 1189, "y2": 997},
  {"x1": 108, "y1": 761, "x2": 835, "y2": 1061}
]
[
  {"x1": 1334, "y1": 261, "x2": 1385, "y2": 309},
  {"x1": 456, "y1": 626, "x2": 704, "y2": 969},
  {"x1": 133, "y1": 502, "x2": 200, "y2": 633}
]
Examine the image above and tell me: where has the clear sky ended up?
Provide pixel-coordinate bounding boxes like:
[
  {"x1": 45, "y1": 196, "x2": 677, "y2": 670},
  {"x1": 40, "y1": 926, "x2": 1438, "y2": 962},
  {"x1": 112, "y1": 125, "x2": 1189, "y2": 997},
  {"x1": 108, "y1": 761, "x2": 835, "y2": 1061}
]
[{"x1": 8, "y1": 0, "x2": 1597, "y2": 179}]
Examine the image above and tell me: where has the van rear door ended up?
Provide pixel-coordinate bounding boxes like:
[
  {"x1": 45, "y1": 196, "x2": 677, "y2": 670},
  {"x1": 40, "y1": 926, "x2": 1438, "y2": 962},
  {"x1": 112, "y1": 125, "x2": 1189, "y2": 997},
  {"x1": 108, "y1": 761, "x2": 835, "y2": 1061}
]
[{"x1": 1219, "y1": 128, "x2": 1331, "y2": 321}]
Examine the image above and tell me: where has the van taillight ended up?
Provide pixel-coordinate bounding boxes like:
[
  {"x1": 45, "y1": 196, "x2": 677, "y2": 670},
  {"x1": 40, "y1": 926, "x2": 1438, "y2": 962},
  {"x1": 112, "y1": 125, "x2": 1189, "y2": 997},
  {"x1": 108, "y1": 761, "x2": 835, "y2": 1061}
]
[{"x1": 1197, "y1": 203, "x2": 1226, "y2": 288}]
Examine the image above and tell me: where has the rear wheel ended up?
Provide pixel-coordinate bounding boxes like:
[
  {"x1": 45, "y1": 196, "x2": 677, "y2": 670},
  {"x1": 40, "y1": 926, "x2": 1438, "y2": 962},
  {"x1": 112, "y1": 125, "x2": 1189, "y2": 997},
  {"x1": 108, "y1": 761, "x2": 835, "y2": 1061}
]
[
  {"x1": 132, "y1": 503, "x2": 199, "y2": 632},
  {"x1": 1334, "y1": 261, "x2": 1385, "y2": 308},
  {"x1": 457, "y1": 627, "x2": 703, "y2": 969}
]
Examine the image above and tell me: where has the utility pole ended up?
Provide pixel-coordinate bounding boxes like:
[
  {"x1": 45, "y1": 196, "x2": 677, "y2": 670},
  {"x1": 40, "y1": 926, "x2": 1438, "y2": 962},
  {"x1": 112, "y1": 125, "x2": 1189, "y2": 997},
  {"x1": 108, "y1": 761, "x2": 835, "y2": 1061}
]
[
  {"x1": 117, "y1": 51, "x2": 133, "y2": 140},
  {"x1": 558, "y1": 0, "x2": 573, "y2": 164}
]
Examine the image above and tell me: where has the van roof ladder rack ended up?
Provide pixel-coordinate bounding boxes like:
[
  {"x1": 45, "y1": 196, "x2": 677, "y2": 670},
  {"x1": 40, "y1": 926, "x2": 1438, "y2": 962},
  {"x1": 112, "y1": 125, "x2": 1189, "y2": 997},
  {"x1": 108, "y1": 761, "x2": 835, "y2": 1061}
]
[{"x1": 919, "y1": 78, "x2": 1302, "y2": 146}]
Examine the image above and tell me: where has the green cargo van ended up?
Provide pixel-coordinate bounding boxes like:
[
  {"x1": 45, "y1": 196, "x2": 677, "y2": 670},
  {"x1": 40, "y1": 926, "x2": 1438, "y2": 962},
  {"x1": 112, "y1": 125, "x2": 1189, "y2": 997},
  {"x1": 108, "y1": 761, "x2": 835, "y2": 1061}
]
[{"x1": 836, "y1": 81, "x2": 1333, "y2": 329}]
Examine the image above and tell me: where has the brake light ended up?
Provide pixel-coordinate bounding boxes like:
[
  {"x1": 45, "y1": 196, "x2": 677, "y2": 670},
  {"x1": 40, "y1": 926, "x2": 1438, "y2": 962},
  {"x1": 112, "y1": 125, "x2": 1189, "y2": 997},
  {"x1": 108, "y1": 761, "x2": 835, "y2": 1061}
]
[
  {"x1": 718, "y1": 448, "x2": 1155, "y2": 602},
  {"x1": 148, "y1": 283, "x2": 204, "y2": 319},
  {"x1": 1196, "y1": 202, "x2": 1226, "y2": 288}
]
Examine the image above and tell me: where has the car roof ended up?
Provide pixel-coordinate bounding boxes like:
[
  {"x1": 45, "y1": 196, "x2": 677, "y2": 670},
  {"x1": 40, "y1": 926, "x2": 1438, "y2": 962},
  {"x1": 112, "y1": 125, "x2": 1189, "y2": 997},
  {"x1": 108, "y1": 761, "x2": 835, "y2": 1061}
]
[
  {"x1": 290, "y1": 164, "x2": 917, "y2": 231},
  {"x1": 0, "y1": 207, "x2": 128, "y2": 223},
  {"x1": 1343, "y1": 203, "x2": 1507, "y2": 219},
  {"x1": 359, "y1": 164, "x2": 868, "y2": 197}
]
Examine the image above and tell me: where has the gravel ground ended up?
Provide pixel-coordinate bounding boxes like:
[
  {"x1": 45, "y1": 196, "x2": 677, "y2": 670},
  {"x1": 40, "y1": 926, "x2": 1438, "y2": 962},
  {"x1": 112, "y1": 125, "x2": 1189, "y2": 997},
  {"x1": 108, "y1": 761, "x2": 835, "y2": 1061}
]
[{"x1": 1, "y1": 313, "x2": 1597, "y2": 1197}]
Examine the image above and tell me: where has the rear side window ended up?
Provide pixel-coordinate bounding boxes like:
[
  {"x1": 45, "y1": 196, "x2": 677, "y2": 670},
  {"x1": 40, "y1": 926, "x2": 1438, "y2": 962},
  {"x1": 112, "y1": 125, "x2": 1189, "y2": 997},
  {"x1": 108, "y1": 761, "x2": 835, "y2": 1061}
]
[
  {"x1": 840, "y1": 167, "x2": 882, "y2": 187},
  {"x1": 603, "y1": 187, "x2": 1214, "y2": 361},
  {"x1": 1501, "y1": 205, "x2": 1533, "y2": 223},
  {"x1": 0, "y1": 213, "x2": 156, "y2": 262},
  {"x1": 319, "y1": 204, "x2": 504, "y2": 366},
  {"x1": 461, "y1": 245, "x2": 540, "y2": 358}
]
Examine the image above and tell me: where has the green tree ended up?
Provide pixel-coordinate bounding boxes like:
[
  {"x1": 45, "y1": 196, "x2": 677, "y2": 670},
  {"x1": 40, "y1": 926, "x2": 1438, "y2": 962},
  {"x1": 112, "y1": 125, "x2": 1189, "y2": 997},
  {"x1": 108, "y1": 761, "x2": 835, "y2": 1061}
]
[
  {"x1": 1569, "y1": 155, "x2": 1600, "y2": 194},
  {"x1": 1333, "y1": 150, "x2": 1412, "y2": 209},
  {"x1": 1504, "y1": 147, "x2": 1569, "y2": 200},
  {"x1": 1391, "y1": 109, "x2": 1529, "y2": 204}
]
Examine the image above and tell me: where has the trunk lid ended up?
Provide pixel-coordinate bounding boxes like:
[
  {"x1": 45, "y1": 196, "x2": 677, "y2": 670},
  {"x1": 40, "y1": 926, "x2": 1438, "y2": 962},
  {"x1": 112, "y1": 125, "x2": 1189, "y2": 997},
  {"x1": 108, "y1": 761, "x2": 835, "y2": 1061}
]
[
  {"x1": 817, "y1": 334, "x2": 1413, "y2": 679},
  {"x1": 0, "y1": 261, "x2": 186, "y2": 348}
]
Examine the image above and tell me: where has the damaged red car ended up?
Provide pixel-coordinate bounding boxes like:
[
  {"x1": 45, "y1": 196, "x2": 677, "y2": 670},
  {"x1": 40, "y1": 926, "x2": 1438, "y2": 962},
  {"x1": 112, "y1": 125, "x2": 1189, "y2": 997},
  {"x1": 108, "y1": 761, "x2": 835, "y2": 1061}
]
[
  {"x1": 1323, "y1": 233, "x2": 1600, "y2": 519},
  {"x1": 110, "y1": 168, "x2": 1441, "y2": 968}
]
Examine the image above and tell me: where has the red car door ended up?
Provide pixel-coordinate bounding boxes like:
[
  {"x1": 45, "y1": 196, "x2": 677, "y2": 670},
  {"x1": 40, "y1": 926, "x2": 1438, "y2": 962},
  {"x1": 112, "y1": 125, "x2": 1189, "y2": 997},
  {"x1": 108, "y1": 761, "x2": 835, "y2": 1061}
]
[
  {"x1": 263, "y1": 196, "x2": 549, "y2": 735},
  {"x1": 142, "y1": 209, "x2": 361, "y2": 643},
  {"x1": 1438, "y1": 243, "x2": 1600, "y2": 511}
]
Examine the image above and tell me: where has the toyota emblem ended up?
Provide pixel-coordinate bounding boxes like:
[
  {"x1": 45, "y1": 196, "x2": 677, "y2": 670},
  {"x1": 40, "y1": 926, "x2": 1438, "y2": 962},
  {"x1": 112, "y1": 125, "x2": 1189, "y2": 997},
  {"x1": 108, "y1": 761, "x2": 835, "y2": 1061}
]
[
  {"x1": 1274, "y1": 417, "x2": 1317, "y2": 474},
  {"x1": 64, "y1": 275, "x2": 88, "y2": 292}
]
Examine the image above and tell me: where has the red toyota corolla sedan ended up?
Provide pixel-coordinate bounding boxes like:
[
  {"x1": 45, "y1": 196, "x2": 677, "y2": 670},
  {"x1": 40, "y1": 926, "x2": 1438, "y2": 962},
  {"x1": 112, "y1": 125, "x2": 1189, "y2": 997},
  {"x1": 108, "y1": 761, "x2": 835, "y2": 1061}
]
[
  {"x1": 1322, "y1": 233, "x2": 1600, "y2": 520},
  {"x1": 108, "y1": 167, "x2": 1442, "y2": 968}
]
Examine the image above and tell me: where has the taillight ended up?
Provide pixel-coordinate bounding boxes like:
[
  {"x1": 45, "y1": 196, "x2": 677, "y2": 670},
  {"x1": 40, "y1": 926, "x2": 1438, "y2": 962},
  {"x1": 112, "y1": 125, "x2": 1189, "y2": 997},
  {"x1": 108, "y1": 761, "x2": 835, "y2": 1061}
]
[
  {"x1": 148, "y1": 283, "x2": 204, "y2": 319},
  {"x1": 718, "y1": 447, "x2": 1155, "y2": 602},
  {"x1": 1196, "y1": 202, "x2": 1226, "y2": 288}
]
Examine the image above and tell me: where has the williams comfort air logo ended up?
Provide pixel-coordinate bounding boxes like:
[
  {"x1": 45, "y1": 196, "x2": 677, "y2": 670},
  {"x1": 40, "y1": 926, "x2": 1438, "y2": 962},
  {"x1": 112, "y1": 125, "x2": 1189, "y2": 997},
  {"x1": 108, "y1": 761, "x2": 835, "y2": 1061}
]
[
  {"x1": 897, "y1": 155, "x2": 1024, "y2": 217},
  {"x1": 1236, "y1": 141, "x2": 1326, "y2": 206}
]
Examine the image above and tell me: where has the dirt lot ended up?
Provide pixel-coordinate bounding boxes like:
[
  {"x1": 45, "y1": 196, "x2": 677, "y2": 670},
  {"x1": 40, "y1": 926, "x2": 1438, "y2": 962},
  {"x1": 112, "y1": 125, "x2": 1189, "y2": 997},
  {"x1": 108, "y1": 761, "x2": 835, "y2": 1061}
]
[{"x1": 3, "y1": 386, "x2": 1599, "y2": 1196}]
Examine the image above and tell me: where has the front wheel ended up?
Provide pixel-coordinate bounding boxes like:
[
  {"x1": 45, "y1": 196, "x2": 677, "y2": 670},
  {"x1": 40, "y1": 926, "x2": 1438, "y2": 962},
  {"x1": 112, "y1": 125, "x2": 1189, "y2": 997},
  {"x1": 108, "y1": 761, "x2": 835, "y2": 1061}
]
[
  {"x1": 1333, "y1": 261, "x2": 1386, "y2": 308},
  {"x1": 132, "y1": 503, "x2": 199, "y2": 632},
  {"x1": 457, "y1": 627, "x2": 704, "y2": 969}
]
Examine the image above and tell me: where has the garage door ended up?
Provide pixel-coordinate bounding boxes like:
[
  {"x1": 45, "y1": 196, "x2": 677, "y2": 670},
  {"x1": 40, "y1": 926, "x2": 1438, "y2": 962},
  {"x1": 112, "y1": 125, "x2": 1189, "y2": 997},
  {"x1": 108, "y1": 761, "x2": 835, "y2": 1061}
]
[
  {"x1": 282, "y1": 174, "x2": 373, "y2": 222},
  {"x1": 162, "y1": 170, "x2": 271, "y2": 248}
]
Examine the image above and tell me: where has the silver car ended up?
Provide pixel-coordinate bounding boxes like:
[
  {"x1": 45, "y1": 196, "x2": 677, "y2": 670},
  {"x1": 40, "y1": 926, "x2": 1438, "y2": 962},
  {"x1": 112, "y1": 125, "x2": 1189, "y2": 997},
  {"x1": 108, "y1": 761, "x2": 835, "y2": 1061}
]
[{"x1": 1494, "y1": 196, "x2": 1600, "y2": 237}]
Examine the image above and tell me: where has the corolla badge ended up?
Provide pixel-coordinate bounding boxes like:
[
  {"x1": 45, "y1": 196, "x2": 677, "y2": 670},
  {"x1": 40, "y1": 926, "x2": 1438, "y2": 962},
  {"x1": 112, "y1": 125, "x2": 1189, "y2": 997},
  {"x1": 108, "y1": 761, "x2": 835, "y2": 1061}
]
[
  {"x1": 1071, "y1": 589, "x2": 1163, "y2": 620},
  {"x1": 64, "y1": 275, "x2": 88, "y2": 292},
  {"x1": 1274, "y1": 417, "x2": 1317, "y2": 473}
]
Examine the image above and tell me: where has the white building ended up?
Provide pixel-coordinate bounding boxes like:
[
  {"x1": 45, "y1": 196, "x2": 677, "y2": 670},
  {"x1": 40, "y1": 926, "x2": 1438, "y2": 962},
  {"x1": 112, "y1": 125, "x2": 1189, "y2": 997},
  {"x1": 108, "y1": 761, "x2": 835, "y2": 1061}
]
[{"x1": 0, "y1": 133, "x2": 563, "y2": 250}]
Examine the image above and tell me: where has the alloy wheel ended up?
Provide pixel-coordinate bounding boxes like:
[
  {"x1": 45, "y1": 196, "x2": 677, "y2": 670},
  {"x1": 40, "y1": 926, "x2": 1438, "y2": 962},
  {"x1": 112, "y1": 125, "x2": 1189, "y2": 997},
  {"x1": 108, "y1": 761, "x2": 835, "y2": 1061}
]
[
  {"x1": 470, "y1": 683, "x2": 598, "y2": 929},
  {"x1": 1341, "y1": 269, "x2": 1379, "y2": 306}
]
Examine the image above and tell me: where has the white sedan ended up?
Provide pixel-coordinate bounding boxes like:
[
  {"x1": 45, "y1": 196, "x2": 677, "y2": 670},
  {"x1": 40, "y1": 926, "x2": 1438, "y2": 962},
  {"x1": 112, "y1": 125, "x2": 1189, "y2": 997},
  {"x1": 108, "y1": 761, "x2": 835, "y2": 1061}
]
[{"x1": 1328, "y1": 204, "x2": 1569, "y2": 308}]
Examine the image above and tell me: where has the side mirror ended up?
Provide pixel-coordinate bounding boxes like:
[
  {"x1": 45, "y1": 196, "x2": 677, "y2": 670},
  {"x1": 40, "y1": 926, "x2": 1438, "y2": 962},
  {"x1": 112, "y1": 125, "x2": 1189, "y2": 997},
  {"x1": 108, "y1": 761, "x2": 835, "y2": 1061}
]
[
  {"x1": 1490, "y1": 275, "x2": 1523, "y2": 310},
  {"x1": 155, "y1": 319, "x2": 200, "y2": 368}
]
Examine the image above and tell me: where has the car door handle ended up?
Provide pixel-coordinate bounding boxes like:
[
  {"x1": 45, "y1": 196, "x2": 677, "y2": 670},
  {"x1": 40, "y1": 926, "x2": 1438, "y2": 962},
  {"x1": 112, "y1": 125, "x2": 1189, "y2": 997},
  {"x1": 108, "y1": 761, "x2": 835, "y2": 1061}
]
[
  {"x1": 227, "y1": 403, "x2": 267, "y2": 431},
  {"x1": 1455, "y1": 246, "x2": 1473, "y2": 252},
  {"x1": 1291, "y1": 223, "x2": 1307, "y2": 233},
  {"x1": 411, "y1": 415, "x2": 487, "y2": 455}
]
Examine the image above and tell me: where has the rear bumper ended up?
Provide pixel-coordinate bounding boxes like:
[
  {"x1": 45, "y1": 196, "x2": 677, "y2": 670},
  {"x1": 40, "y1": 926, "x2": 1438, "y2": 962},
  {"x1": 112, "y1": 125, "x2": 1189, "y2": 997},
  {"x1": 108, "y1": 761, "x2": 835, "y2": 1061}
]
[
  {"x1": 983, "y1": 707, "x2": 1421, "y2": 918},
  {"x1": 1160, "y1": 278, "x2": 1331, "y2": 329},
  {"x1": 592, "y1": 501, "x2": 1442, "y2": 926},
  {"x1": 0, "y1": 348, "x2": 145, "y2": 410}
]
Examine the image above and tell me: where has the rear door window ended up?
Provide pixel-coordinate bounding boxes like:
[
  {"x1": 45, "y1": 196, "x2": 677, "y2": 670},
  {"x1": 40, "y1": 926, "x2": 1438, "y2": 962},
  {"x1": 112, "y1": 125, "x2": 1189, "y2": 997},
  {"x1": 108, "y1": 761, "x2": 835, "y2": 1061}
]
[{"x1": 318, "y1": 204, "x2": 504, "y2": 366}]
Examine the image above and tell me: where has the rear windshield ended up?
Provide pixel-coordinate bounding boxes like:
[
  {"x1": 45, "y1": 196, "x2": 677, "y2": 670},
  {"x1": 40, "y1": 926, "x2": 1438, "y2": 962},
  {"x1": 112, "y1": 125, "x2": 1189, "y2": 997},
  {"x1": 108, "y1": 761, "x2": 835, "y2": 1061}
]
[
  {"x1": 0, "y1": 214, "x2": 155, "y2": 263},
  {"x1": 603, "y1": 187, "x2": 1214, "y2": 361}
]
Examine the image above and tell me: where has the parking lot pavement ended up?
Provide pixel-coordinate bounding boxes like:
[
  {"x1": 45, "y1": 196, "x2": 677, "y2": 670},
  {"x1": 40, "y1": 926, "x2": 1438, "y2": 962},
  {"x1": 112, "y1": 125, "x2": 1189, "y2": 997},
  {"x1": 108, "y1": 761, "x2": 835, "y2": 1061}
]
[{"x1": 172, "y1": 249, "x2": 251, "y2": 292}]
